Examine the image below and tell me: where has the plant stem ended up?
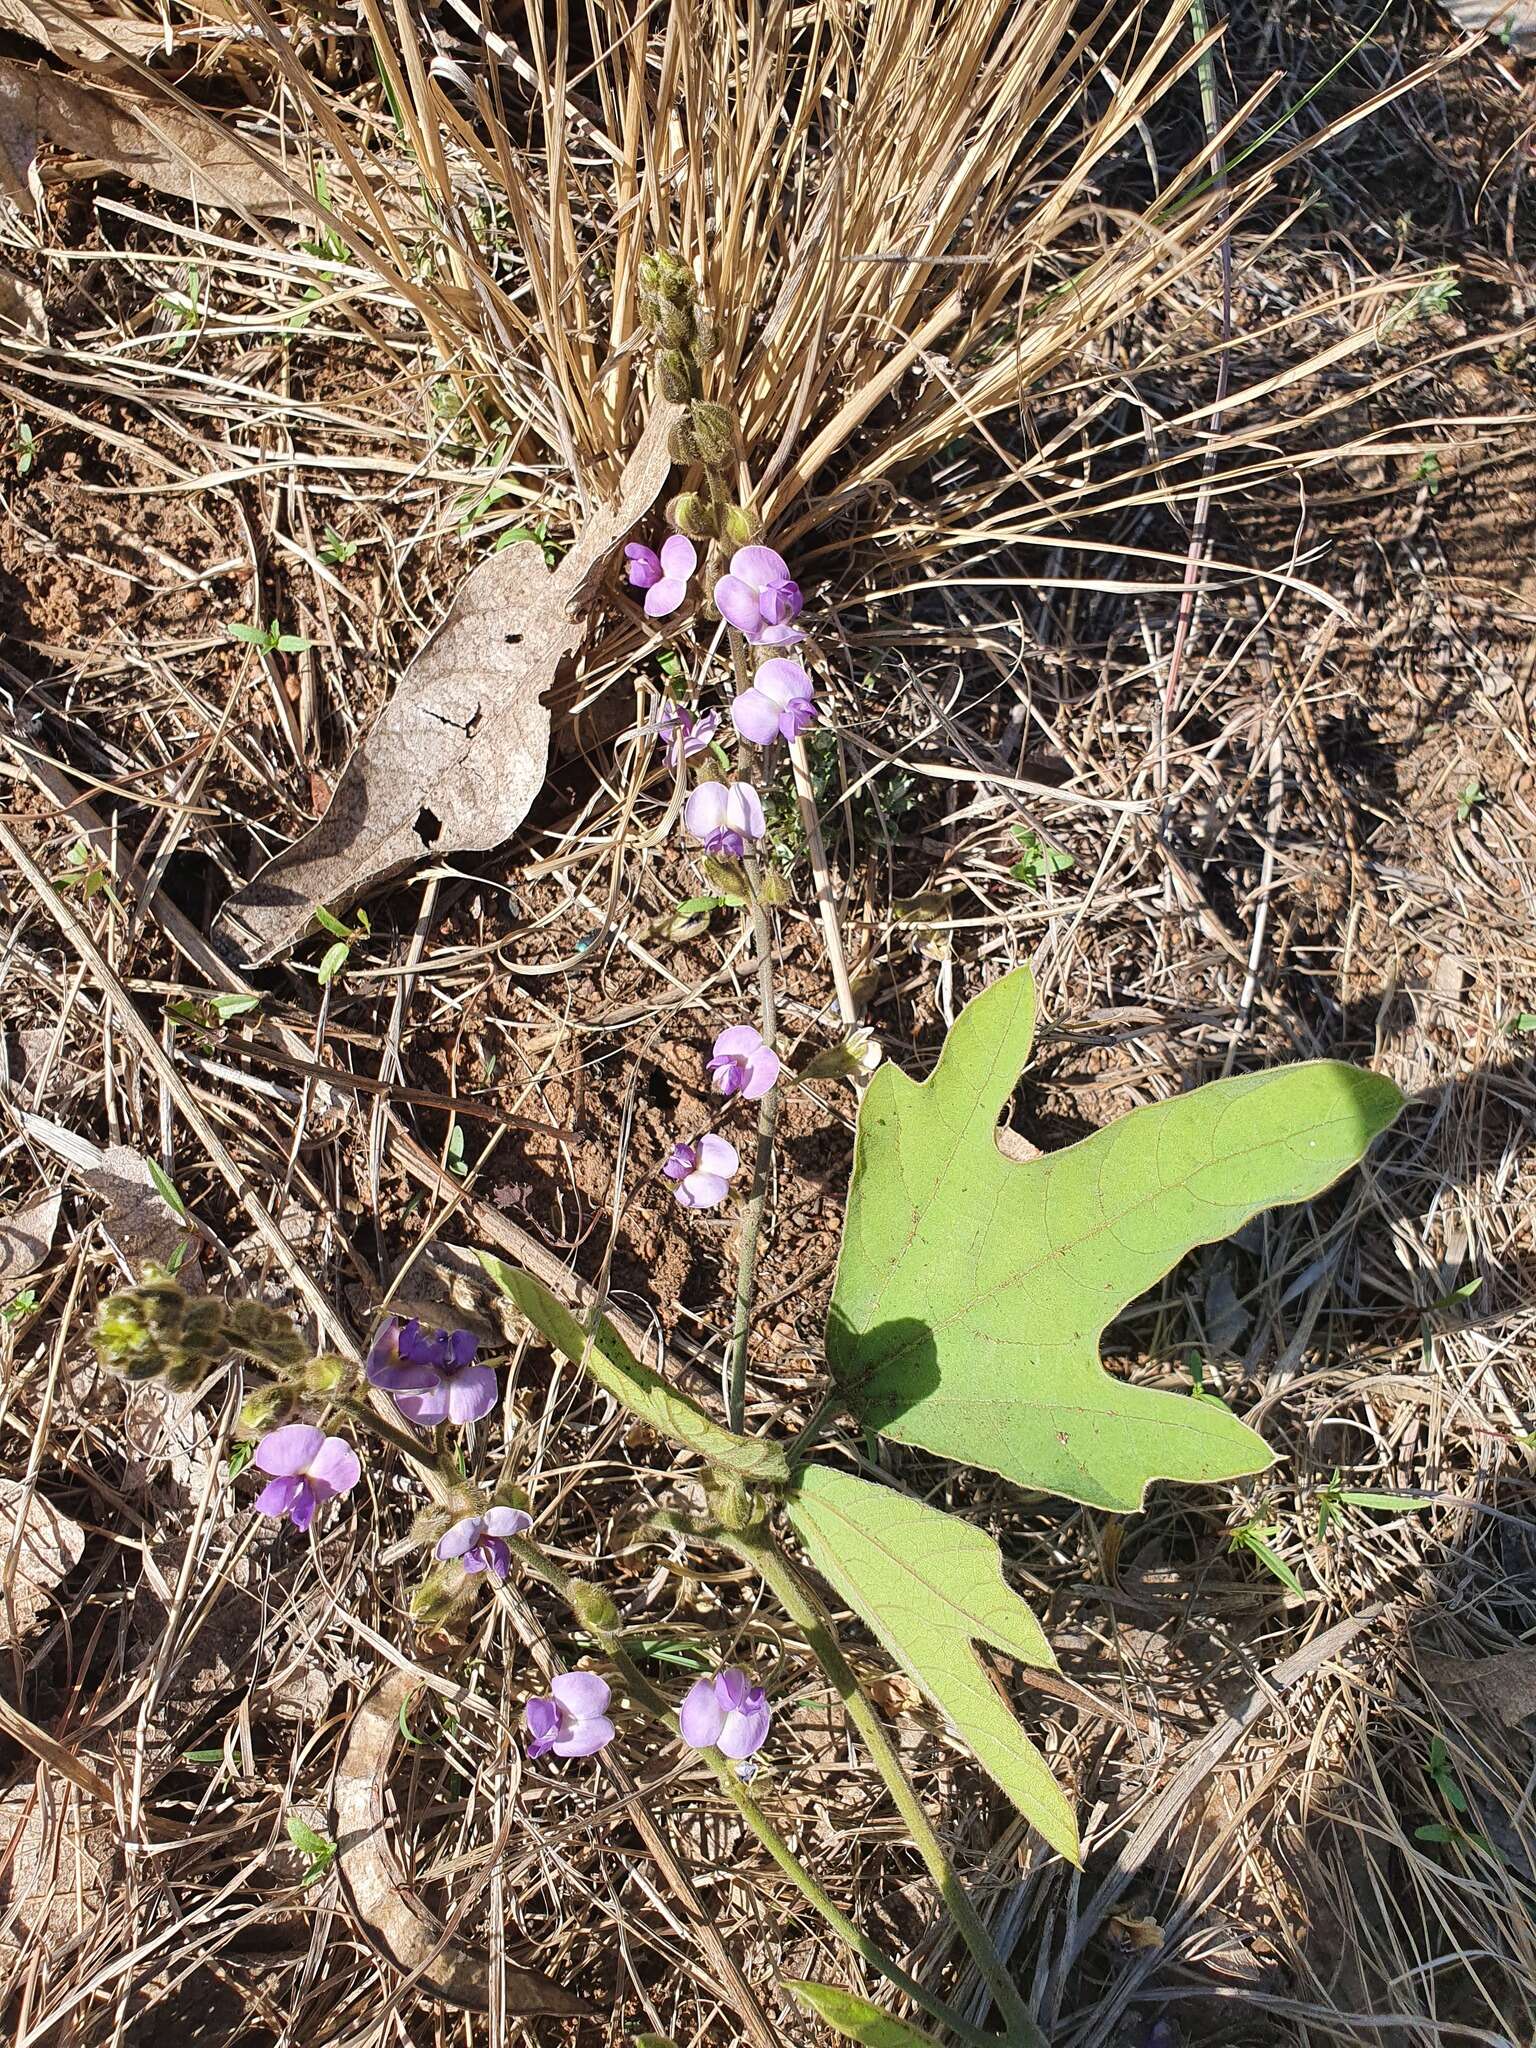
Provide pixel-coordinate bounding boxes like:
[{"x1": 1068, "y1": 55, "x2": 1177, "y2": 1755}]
[
  {"x1": 505, "y1": 1541, "x2": 997, "y2": 2046},
  {"x1": 731, "y1": 1526, "x2": 1051, "y2": 2048},
  {"x1": 725, "y1": 844, "x2": 780, "y2": 1434},
  {"x1": 340, "y1": 1393, "x2": 456, "y2": 1481}
]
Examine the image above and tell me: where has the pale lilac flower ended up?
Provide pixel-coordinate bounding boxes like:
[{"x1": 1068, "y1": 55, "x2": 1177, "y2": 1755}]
[
  {"x1": 625, "y1": 534, "x2": 696, "y2": 618},
  {"x1": 436, "y1": 1505, "x2": 532, "y2": 1580},
  {"x1": 365, "y1": 1315, "x2": 497, "y2": 1428},
  {"x1": 524, "y1": 1671, "x2": 615, "y2": 1759},
  {"x1": 252, "y1": 1423, "x2": 360, "y2": 1531},
  {"x1": 683, "y1": 779, "x2": 766, "y2": 856},
  {"x1": 708, "y1": 1024, "x2": 780, "y2": 1101},
  {"x1": 656, "y1": 700, "x2": 721, "y2": 764},
  {"x1": 714, "y1": 545, "x2": 804, "y2": 645},
  {"x1": 730, "y1": 657, "x2": 816, "y2": 746},
  {"x1": 663, "y1": 1133, "x2": 739, "y2": 1209},
  {"x1": 679, "y1": 1666, "x2": 772, "y2": 1760}
]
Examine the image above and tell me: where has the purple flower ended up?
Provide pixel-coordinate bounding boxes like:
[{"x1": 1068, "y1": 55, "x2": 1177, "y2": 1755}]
[
  {"x1": 708, "y1": 1024, "x2": 780, "y2": 1101},
  {"x1": 656, "y1": 701, "x2": 721, "y2": 764},
  {"x1": 679, "y1": 1666, "x2": 771, "y2": 1760},
  {"x1": 436, "y1": 1505, "x2": 532, "y2": 1580},
  {"x1": 365, "y1": 1315, "x2": 497, "y2": 1428},
  {"x1": 683, "y1": 779, "x2": 766, "y2": 857},
  {"x1": 663, "y1": 1133, "x2": 739, "y2": 1209},
  {"x1": 252, "y1": 1423, "x2": 360, "y2": 1531},
  {"x1": 731, "y1": 657, "x2": 816, "y2": 746},
  {"x1": 524, "y1": 1671, "x2": 616, "y2": 1759},
  {"x1": 625, "y1": 534, "x2": 696, "y2": 619},
  {"x1": 714, "y1": 545, "x2": 804, "y2": 646}
]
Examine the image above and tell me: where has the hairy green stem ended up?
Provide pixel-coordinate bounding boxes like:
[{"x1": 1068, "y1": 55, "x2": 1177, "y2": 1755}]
[
  {"x1": 725, "y1": 833, "x2": 780, "y2": 1435},
  {"x1": 504, "y1": 1539, "x2": 997, "y2": 2046},
  {"x1": 731, "y1": 1526, "x2": 1050, "y2": 2048}
]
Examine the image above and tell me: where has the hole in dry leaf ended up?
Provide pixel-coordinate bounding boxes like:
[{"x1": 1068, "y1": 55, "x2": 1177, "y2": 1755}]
[
  {"x1": 504, "y1": 629, "x2": 523, "y2": 646},
  {"x1": 415, "y1": 808, "x2": 443, "y2": 847}
]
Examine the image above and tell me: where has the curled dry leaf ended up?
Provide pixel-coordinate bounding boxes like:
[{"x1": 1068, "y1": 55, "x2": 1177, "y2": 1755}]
[
  {"x1": 0, "y1": 1476, "x2": 85, "y2": 1646},
  {"x1": 216, "y1": 399, "x2": 684, "y2": 964},
  {"x1": 331, "y1": 1669, "x2": 588, "y2": 2015},
  {"x1": 1417, "y1": 1644, "x2": 1536, "y2": 1730},
  {"x1": 0, "y1": 1189, "x2": 60, "y2": 1287},
  {"x1": 0, "y1": 258, "x2": 45, "y2": 340},
  {"x1": 0, "y1": 58, "x2": 301, "y2": 216}
]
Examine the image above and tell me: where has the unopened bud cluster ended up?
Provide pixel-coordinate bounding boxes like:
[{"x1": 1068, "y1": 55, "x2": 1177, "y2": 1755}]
[
  {"x1": 93, "y1": 1268, "x2": 333, "y2": 1395},
  {"x1": 638, "y1": 250, "x2": 752, "y2": 550}
]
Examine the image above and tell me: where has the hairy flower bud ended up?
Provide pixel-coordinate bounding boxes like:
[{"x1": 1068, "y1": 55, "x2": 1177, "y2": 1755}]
[
  {"x1": 224, "y1": 1299, "x2": 311, "y2": 1371},
  {"x1": 689, "y1": 401, "x2": 736, "y2": 468},
  {"x1": 693, "y1": 315, "x2": 721, "y2": 360},
  {"x1": 302, "y1": 1351, "x2": 351, "y2": 1396},
  {"x1": 720, "y1": 502, "x2": 755, "y2": 548},
  {"x1": 708, "y1": 1474, "x2": 766, "y2": 1533},
  {"x1": 637, "y1": 254, "x2": 663, "y2": 297},
  {"x1": 655, "y1": 256, "x2": 694, "y2": 307},
  {"x1": 669, "y1": 490, "x2": 720, "y2": 541},
  {"x1": 658, "y1": 350, "x2": 694, "y2": 404},
  {"x1": 410, "y1": 1562, "x2": 478, "y2": 1629},
  {"x1": 667, "y1": 416, "x2": 701, "y2": 465},
  {"x1": 569, "y1": 1580, "x2": 620, "y2": 1635},
  {"x1": 657, "y1": 299, "x2": 694, "y2": 349},
  {"x1": 238, "y1": 1382, "x2": 296, "y2": 1434},
  {"x1": 92, "y1": 1271, "x2": 230, "y2": 1385}
]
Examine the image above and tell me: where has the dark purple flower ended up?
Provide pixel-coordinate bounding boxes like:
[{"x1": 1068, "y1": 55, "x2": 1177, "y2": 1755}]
[
  {"x1": 731, "y1": 658, "x2": 816, "y2": 746},
  {"x1": 683, "y1": 779, "x2": 765, "y2": 857},
  {"x1": 714, "y1": 545, "x2": 803, "y2": 646},
  {"x1": 625, "y1": 534, "x2": 696, "y2": 618},
  {"x1": 365, "y1": 1315, "x2": 496, "y2": 1428},
  {"x1": 662, "y1": 1133, "x2": 740, "y2": 1209},
  {"x1": 524, "y1": 1671, "x2": 615, "y2": 1759},
  {"x1": 679, "y1": 1666, "x2": 771, "y2": 1760},
  {"x1": 708, "y1": 1024, "x2": 780, "y2": 1101},
  {"x1": 656, "y1": 701, "x2": 721, "y2": 764},
  {"x1": 252, "y1": 1423, "x2": 360, "y2": 1531},
  {"x1": 436, "y1": 1505, "x2": 532, "y2": 1579}
]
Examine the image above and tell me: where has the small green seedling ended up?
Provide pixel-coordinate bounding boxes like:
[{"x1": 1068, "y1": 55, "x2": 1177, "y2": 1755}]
[
  {"x1": 445, "y1": 1120, "x2": 468, "y2": 1179},
  {"x1": 54, "y1": 841, "x2": 121, "y2": 911},
  {"x1": 1413, "y1": 451, "x2": 1442, "y2": 494},
  {"x1": 146, "y1": 1160, "x2": 192, "y2": 1228},
  {"x1": 284, "y1": 1813, "x2": 336, "y2": 1886},
  {"x1": 168, "y1": 992, "x2": 262, "y2": 1032},
  {"x1": 1229, "y1": 1516, "x2": 1307, "y2": 1597},
  {"x1": 156, "y1": 265, "x2": 201, "y2": 351},
  {"x1": 228, "y1": 619, "x2": 315, "y2": 656},
  {"x1": 298, "y1": 168, "x2": 351, "y2": 268},
  {"x1": 1, "y1": 1289, "x2": 39, "y2": 1325},
  {"x1": 14, "y1": 420, "x2": 36, "y2": 476},
  {"x1": 227, "y1": 1441, "x2": 255, "y2": 1479},
  {"x1": 1010, "y1": 826, "x2": 1074, "y2": 887},
  {"x1": 319, "y1": 524, "x2": 360, "y2": 566},
  {"x1": 1415, "y1": 1735, "x2": 1497, "y2": 1859},
  {"x1": 313, "y1": 904, "x2": 370, "y2": 986},
  {"x1": 1509, "y1": 1011, "x2": 1536, "y2": 1036},
  {"x1": 1315, "y1": 1469, "x2": 1435, "y2": 1538},
  {"x1": 1455, "y1": 779, "x2": 1486, "y2": 824}
]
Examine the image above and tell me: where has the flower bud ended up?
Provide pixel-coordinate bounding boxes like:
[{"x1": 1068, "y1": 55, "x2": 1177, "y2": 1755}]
[
  {"x1": 799, "y1": 1028, "x2": 882, "y2": 1082},
  {"x1": 658, "y1": 299, "x2": 694, "y2": 349},
  {"x1": 720, "y1": 502, "x2": 755, "y2": 548},
  {"x1": 302, "y1": 1352, "x2": 351, "y2": 1396},
  {"x1": 92, "y1": 1271, "x2": 228, "y2": 1384},
  {"x1": 491, "y1": 1482, "x2": 532, "y2": 1518},
  {"x1": 410, "y1": 1563, "x2": 477, "y2": 1628},
  {"x1": 224, "y1": 1298, "x2": 311, "y2": 1370},
  {"x1": 707, "y1": 1473, "x2": 767, "y2": 1533},
  {"x1": 667, "y1": 417, "x2": 701, "y2": 465},
  {"x1": 689, "y1": 401, "x2": 736, "y2": 469},
  {"x1": 693, "y1": 314, "x2": 721, "y2": 359},
  {"x1": 638, "y1": 254, "x2": 663, "y2": 297},
  {"x1": 700, "y1": 853, "x2": 747, "y2": 898},
  {"x1": 238, "y1": 1382, "x2": 295, "y2": 1434},
  {"x1": 669, "y1": 490, "x2": 720, "y2": 541},
  {"x1": 569, "y1": 1580, "x2": 621, "y2": 1635},
  {"x1": 658, "y1": 350, "x2": 694, "y2": 404},
  {"x1": 656, "y1": 258, "x2": 694, "y2": 307}
]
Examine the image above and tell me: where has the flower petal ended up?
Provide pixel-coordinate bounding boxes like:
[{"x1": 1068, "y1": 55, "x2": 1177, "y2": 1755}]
[
  {"x1": 730, "y1": 784, "x2": 766, "y2": 839},
  {"x1": 684, "y1": 783, "x2": 728, "y2": 840},
  {"x1": 756, "y1": 657, "x2": 812, "y2": 701},
  {"x1": 731, "y1": 688, "x2": 782, "y2": 746},
  {"x1": 287, "y1": 1483, "x2": 318, "y2": 1533},
  {"x1": 391, "y1": 1381, "x2": 451, "y2": 1428},
  {"x1": 731, "y1": 545, "x2": 789, "y2": 592},
  {"x1": 713, "y1": 574, "x2": 761, "y2": 633},
  {"x1": 366, "y1": 1356, "x2": 441, "y2": 1394},
  {"x1": 437, "y1": 1514, "x2": 483, "y2": 1560},
  {"x1": 550, "y1": 1671, "x2": 611, "y2": 1720},
  {"x1": 679, "y1": 1676, "x2": 726, "y2": 1749},
  {"x1": 253, "y1": 1423, "x2": 324, "y2": 1477},
  {"x1": 307, "y1": 1436, "x2": 361, "y2": 1500},
  {"x1": 718, "y1": 1702, "x2": 771, "y2": 1760},
  {"x1": 713, "y1": 1025, "x2": 764, "y2": 1059},
  {"x1": 696, "y1": 1133, "x2": 740, "y2": 1179},
  {"x1": 553, "y1": 1714, "x2": 615, "y2": 1757},
  {"x1": 740, "y1": 1046, "x2": 782, "y2": 1099},
  {"x1": 757, "y1": 620, "x2": 805, "y2": 647},
  {"x1": 624, "y1": 542, "x2": 661, "y2": 588},
  {"x1": 678, "y1": 1171, "x2": 730, "y2": 1209},
  {"x1": 443, "y1": 1364, "x2": 499, "y2": 1425},
  {"x1": 254, "y1": 1474, "x2": 304, "y2": 1519},
  {"x1": 483, "y1": 1506, "x2": 533, "y2": 1537},
  {"x1": 659, "y1": 534, "x2": 697, "y2": 579},
  {"x1": 644, "y1": 576, "x2": 687, "y2": 619},
  {"x1": 663, "y1": 1141, "x2": 697, "y2": 1181}
]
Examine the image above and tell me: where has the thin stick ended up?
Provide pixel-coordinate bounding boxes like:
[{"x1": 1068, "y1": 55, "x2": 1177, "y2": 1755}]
[{"x1": 726, "y1": 863, "x2": 779, "y2": 1434}]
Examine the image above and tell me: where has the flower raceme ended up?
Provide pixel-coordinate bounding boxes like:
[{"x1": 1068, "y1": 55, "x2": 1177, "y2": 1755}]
[
  {"x1": 625, "y1": 534, "x2": 696, "y2": 618},
  {"x1": 730, "y1": 657, "x2": 816, "y2": 747},
  {"x1": 435, "y1": 1506, "x2": 532, "y2": 1580},
  {"x1": 365, "y1": 1315, "x2": 496, "y2": 1427},
  {"x1": 252, "y1": 1423, "x2": 359, "y2": 1530},
  {"x1": 708, "y1": 1024, "x2": 780, "y2": 1101},
  {"x1": 683, "y1": 779, "x2": 765, "y2": 857},
  {"x1": 655, "y1": 700, "x2": 720, "y2": 764},
  {"x1": 679, "y1": 1666, "x2": 772, "y2": 1760},
  {"x1": 524, "y1": 1672, "x2": 616, "y2": 1759},
  {"x1": 714, "y1": 545, "x2": 804, "y2": 645},
  {"x1": 663, "y1": 1133, "x2": 740, "y2": 1209}
]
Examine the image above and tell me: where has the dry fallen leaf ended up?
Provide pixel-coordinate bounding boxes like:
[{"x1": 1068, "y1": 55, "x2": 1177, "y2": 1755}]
[
  {"x1": 20, "y1": 1114, "x2": 190, "y2": 1267},
  {"x1": 0, "y1": 1783, "x2": 120, "y2": 1957},
  {"x1": 0, "y1": 2, "x2": 171, "y2": 63},
  {"x1": 1437, "y1": 0, "x2": 1536, "y2": 50},
  {"x1": 0, "y1": 1190, "x2": 60, "y2": 1286},
  {"x1": 217, "y1": 399, "x2": 684, "y2": 964},
  {"x1": 1417, "y1": 1644, "x2": 1536, "y2": 1729},
  {"x1": 0, "y1": 1476, "x2": 85, "y2": 1645},
  {"x1": 0, "y1": 257, "x2": 45, "y2": 339},
  {"x1": 0, "y1": 59, "x2": 301, "y2": 216}
]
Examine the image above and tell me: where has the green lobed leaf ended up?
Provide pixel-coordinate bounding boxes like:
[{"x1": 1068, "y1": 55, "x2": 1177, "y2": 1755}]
[
  {"x1": 786, "y1": 1464, "x2": 1078, "y2": 1861},
  {"x1": 785, "y1": 1979, "x2": 945, "y2": 2045},
  {"x1": 480, "y1": 1256, "x2": 788, "y2": 1485},
  {"x1": 829, "y1": 966, "x2": 1402, "y2": 1510}
]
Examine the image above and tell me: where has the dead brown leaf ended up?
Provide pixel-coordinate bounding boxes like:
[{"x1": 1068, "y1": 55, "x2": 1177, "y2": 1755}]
[
  {"x1": 216, "y1": 399, "x2": 684, "y2": 964},
  {"x1": 0, "y1": 257, "x2": 45, "y2": 339},
  {"x1": 1417, "y1": 1644, "x2": 1536, "y2": 1729},
  {"x1": 0, "y1": 2, "x2": 171, "y2": 63},
  {"x1": 1437, "y1": 0, "x2": 1536, "y2": 51},
  {"x1": 0, "y1": 59, "x2": 301, "y2": 216},
  {"x1": 0, "y1": 1190, "x2": 60, "y2": 1285},
  {"x1": 0, "y1": 1476, "x2": 85, "y2": 1644}
]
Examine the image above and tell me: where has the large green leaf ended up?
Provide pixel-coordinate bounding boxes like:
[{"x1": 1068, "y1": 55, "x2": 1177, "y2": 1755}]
[
  {"x1": 786, "y1": 1463, "x2": 1078, "y2": 1861},
  {"x1": 785, "y1": 1979, "x2": 944, "y2": 2045},
  {"x1": 829, "y1": 967, "x2": 1402, "y2": 1511},
  {"x1": 480, "y1": 1256, "x2": 789, "y2": 1485}
]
